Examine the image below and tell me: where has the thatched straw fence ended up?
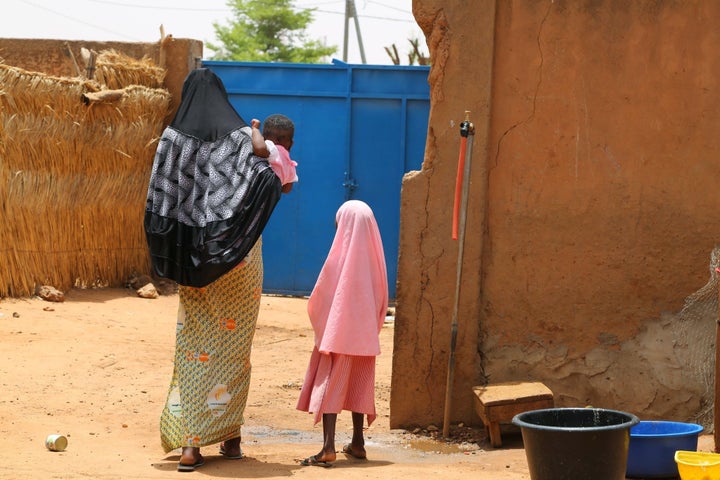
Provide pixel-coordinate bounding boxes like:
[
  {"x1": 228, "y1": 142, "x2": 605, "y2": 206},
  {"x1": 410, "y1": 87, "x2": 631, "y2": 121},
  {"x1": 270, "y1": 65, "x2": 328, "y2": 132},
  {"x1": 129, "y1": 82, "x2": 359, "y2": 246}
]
[
  {"x1": 94, "y1": 49, "x2": 166, "y2": 89},
  {"x1": 0, "y1": 53, "x2": 170, "y2": 297}
]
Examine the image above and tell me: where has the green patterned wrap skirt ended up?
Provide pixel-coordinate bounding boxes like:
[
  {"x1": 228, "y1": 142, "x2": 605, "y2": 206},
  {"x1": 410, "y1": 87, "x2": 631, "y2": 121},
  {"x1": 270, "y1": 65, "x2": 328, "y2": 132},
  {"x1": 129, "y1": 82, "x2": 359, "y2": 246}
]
[{"x1": 160, "y1": 239, "x2": 263, "y2": 452}]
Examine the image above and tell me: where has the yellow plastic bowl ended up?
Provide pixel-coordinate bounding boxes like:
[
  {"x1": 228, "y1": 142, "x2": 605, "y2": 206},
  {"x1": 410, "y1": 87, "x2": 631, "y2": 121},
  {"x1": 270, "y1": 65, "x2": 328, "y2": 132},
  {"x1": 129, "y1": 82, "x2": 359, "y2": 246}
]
[{"x1": 675, "y1": 450, "x2": 720, "y2": 480}]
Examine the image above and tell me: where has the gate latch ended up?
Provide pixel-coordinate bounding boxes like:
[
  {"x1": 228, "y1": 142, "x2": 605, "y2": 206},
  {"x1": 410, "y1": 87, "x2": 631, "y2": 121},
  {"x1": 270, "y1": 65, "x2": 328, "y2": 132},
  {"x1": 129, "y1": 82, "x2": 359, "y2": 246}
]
[{"x1": 342, "y1": 171, "x2": 358, "y2": 192}]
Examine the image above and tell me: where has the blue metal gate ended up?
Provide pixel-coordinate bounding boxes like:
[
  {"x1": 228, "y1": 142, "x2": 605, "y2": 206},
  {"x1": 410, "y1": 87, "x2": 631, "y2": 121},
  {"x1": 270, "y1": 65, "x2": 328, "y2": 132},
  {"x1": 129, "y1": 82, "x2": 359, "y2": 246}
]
[{"x1": 205, "y1": 60, "x2": 430, "y2": 299}]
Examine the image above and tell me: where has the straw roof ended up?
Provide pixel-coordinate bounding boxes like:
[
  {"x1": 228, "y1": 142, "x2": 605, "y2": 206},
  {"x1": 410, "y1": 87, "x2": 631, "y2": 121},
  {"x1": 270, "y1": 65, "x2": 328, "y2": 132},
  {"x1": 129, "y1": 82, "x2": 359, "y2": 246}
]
[{"x1": 0, "y1": 55, "x2": 171, "y2": 297}]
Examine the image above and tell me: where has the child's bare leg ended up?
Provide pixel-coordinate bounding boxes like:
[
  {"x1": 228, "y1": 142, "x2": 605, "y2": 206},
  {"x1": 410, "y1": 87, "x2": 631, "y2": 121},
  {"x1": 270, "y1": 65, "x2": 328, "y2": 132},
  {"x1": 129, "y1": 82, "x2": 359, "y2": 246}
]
[
  {"x1": 351, "y1": 412, "x2": 365, "y2": 447},
  {"x1": 301, "y1": 414, "x2": 337, "y2": 466},
  {"x1": 319, "y1": 413, "x2": 338, "y2": 460},
  {"x1": 342, "y1": 412, "x2": 367, "y2": 459}
]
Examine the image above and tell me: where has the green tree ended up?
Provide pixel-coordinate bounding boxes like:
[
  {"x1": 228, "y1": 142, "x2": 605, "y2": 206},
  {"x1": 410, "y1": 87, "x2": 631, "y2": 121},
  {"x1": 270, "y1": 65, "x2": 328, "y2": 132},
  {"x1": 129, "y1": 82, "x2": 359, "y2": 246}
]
[{"x1": 208, "y1": 0, "x2": 337, "y2": 63}]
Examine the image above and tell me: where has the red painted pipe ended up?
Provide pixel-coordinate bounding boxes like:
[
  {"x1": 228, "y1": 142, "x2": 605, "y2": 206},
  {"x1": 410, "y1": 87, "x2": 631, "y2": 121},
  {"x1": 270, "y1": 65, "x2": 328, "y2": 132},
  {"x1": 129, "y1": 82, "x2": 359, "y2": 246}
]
[{"x1": 452, "y1": 136, "x2": 467, "y2": 240}]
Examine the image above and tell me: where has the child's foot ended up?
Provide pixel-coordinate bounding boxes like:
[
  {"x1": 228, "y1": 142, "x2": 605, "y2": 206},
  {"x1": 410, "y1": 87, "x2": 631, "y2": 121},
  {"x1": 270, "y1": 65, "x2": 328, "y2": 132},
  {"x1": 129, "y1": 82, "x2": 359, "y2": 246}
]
[
  {"x1": 342, "y1": 443, "x2": 367, "y2": 460},
  {"x1": 300, "y1": 450, "x2": 336, "y2": 467}
]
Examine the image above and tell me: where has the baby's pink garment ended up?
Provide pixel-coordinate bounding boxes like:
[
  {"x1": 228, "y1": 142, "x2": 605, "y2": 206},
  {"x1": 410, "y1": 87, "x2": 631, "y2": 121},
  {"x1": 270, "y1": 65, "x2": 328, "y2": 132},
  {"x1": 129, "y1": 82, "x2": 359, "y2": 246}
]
[
  {"x1": 265, "y1": 140, "x2": 298, "y2": 186},
  {"x1": 307, "y1": 200, "x2": 388, "y2": 356}
]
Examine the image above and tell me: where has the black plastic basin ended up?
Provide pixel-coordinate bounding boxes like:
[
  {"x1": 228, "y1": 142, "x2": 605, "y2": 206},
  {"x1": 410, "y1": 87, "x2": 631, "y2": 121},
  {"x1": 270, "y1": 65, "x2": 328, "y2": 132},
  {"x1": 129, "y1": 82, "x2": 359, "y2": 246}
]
[{"x1": 512, "y1": 407, "x2": 640, "y2": 480}]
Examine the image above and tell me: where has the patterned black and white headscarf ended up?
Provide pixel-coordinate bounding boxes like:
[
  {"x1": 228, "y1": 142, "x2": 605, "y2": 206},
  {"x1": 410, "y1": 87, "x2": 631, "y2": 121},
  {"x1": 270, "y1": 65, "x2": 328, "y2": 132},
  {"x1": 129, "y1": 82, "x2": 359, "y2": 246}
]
[{"x1": 144, "y1": 68, "x2": 282, "y2": 287}]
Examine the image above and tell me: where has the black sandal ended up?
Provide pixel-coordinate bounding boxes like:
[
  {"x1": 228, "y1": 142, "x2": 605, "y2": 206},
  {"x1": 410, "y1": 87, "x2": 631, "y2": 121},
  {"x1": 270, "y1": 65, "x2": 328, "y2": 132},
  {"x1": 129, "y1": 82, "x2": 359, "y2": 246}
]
[
  {"x1": 177, "y1": 454, "x2": 204, "y2": 472},
  {"x1": 300, "y1": 454, "x2": 333, "y2": 468}
]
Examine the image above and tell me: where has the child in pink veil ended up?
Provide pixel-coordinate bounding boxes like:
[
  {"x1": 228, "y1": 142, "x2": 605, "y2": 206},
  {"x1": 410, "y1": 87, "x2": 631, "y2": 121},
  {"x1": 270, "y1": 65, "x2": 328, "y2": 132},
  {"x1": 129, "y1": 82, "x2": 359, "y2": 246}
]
[{"x1": 297, "y1": 200, "x2": 388, "y2": 467}]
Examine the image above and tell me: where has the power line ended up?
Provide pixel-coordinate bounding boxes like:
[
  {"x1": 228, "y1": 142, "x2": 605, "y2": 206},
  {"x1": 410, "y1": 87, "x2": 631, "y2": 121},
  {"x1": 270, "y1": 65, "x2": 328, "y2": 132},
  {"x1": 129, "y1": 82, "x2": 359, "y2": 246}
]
[
  {"x1": 16, "y1": 0, "x2": 142, "y2": 41},
  {"x1": 365, "y1": 0, "x2": 412, "y2": 15},
  {"x1": 87, "y1": 0, "x2": 414, "y2": 24},
  {"x1": 11, "y1": 0, "x2": 420, "y2": 53},
  {"x1": 305, "y1": 9, "x2": 415, "y2": 23},
  {"x1": 298, "y1": 0, "x2": 342, "y2": 6},
  {"x1": 87, "y1": 0, "x2": 227, "y2": 12},
  {"x1": 306, "y1": 0, "x2": 412, "y2": 15}
]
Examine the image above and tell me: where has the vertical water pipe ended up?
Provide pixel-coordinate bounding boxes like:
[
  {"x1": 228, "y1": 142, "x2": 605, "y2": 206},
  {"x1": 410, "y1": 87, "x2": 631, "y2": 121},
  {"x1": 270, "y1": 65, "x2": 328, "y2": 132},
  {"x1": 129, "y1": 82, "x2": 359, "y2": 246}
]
[
  {"x1": 715, "y1": 272, "x2": 720, "y2": 452},
  {"x1": 443, "y1": 111, "x2": 475, "y2": 438}
]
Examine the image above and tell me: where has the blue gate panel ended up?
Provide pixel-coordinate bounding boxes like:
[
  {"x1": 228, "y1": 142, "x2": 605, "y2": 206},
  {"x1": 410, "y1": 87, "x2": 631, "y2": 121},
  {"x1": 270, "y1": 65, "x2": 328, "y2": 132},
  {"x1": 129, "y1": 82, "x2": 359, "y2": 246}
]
[
  {"x1": 405, "y1": 100, "x2": 430, "y2": 172},
  {"x1": 348, "y1": 98, "x2": 404, "y2": 297},
  {"x1": 217, "y1": 62, "x2": 349, "y2": 96},
  {"x1": 351, "y1": 67, "x2": 433, "y2": 97},
  {"x1": 205, "y1": 60, "x2": 429, "y2": 299}
]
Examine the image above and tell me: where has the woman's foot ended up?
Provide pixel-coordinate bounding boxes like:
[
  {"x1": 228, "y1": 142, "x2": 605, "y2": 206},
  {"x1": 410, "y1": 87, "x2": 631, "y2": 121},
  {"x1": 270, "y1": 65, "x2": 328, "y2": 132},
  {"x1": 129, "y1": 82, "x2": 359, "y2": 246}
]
[
  {"x1": 178, "y1": 447, "x2": 204, "y2": 472},
  {"x1": 219, "y1": 436, "x2": 243, "y2": 459}
]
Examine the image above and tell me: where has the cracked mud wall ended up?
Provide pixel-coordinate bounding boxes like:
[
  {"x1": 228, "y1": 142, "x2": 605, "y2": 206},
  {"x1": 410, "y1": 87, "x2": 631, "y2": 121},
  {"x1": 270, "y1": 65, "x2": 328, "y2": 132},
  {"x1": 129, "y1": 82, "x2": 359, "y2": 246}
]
[{"x1": 391, "y1": 0, "x2": 720, "y2": 429}]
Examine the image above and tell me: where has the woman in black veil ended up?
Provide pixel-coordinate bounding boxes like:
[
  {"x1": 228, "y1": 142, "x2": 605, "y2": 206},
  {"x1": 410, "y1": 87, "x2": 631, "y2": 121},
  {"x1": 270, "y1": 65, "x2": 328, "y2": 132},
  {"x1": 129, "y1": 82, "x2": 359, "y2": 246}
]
[{"x1": 145, "y1": 68, "x2": 281, "y2": 471}]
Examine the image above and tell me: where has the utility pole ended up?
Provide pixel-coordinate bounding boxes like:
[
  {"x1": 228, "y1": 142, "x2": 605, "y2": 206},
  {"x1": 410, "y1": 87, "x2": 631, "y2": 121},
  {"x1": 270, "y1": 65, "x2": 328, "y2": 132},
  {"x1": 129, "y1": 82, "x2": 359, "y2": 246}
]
[{"x1": 343, "y1": 0, "x2": 366, "y2": 64}]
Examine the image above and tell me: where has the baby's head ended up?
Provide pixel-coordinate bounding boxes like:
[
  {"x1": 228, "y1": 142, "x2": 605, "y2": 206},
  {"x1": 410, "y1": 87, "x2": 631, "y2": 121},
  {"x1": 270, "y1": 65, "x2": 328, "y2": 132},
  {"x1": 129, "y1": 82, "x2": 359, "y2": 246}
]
[{"x1": 262, "y1": 114, "x2": 294, "y2": 151}]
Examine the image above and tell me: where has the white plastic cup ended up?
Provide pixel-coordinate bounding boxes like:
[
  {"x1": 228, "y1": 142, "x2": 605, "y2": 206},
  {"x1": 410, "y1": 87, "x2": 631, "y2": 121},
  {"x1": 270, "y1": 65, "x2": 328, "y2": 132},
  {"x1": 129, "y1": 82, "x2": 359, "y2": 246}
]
[{"x1": 45, "y1": 434, "x2": 67, "y2": 452}]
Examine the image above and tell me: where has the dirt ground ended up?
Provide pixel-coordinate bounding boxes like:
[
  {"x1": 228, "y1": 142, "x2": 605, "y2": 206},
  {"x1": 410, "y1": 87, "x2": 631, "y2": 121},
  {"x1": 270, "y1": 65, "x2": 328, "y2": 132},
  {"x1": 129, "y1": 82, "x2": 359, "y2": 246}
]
[{"x1": 0, "y1": 288, "x2": 713, "y2": 479}]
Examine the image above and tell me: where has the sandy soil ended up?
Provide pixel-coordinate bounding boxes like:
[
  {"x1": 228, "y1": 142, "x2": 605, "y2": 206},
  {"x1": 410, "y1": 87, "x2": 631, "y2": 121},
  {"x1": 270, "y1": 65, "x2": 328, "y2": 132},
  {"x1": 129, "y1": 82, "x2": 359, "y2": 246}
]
[{"x1": 0, "y1": 288, "x2": 713, "y2": 479}]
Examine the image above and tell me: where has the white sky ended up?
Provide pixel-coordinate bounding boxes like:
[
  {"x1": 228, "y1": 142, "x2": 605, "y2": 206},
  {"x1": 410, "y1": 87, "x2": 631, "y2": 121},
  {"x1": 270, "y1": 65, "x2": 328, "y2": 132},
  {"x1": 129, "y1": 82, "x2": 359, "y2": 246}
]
[{"x1": 2, "y1": 0, "x2": 427, "y2": 65}]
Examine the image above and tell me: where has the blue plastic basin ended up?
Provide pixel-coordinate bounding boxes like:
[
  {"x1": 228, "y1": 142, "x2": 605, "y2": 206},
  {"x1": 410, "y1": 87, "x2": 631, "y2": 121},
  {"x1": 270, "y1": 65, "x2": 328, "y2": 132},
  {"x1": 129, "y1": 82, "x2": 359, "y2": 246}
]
[{"x1": 626, "y1": 420, "x2": 704, "y2": 478}]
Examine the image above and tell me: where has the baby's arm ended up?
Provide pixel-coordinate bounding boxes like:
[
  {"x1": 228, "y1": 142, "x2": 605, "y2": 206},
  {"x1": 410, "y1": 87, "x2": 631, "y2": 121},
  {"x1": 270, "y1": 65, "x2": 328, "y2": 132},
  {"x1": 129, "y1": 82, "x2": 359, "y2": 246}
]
[{"x1": 251, "y1": 119, "x2": 270, "y2": 158}]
